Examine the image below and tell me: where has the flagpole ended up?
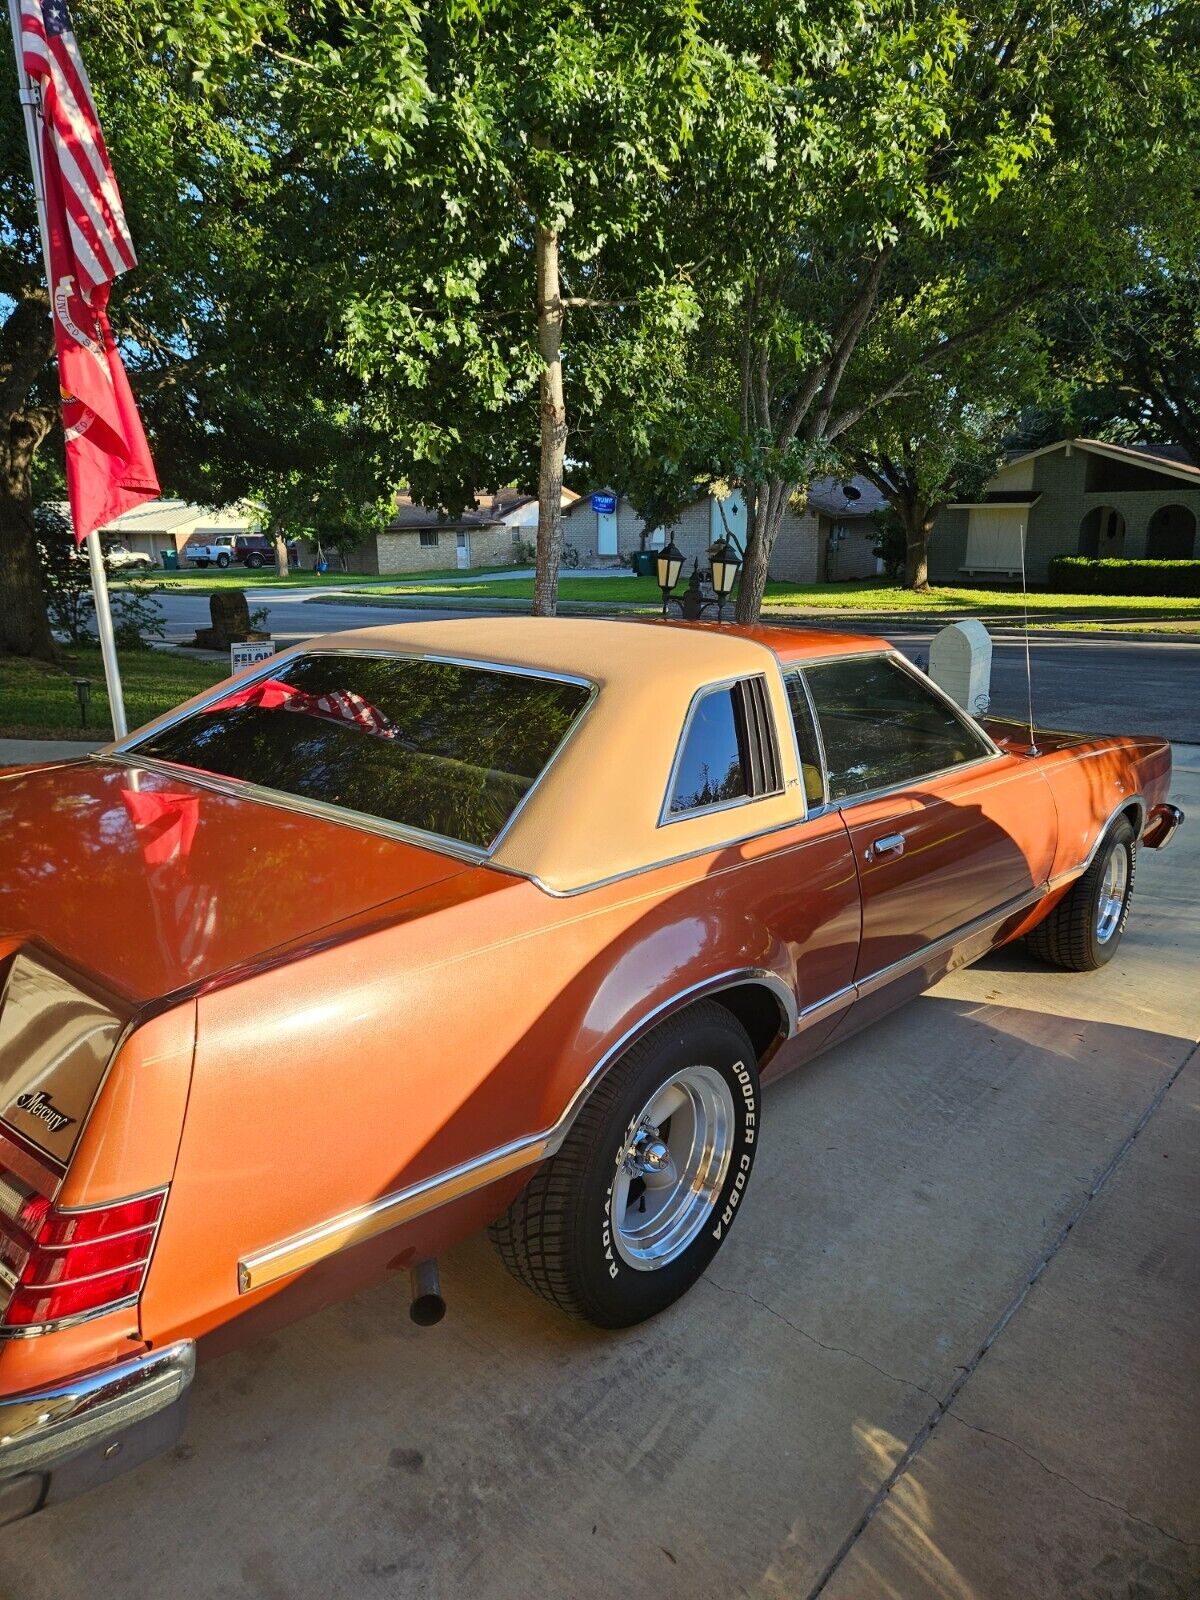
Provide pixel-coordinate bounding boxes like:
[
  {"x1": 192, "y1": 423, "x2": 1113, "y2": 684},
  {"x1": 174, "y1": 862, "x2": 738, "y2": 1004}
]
[{"x1": 6, "y1": 0, "x2": 128, "y2": 739}]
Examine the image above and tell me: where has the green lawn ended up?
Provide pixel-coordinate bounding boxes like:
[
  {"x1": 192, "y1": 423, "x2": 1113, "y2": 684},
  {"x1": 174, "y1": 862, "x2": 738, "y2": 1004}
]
[
  {"x1": 313, "y1": 574, "x2": 1200, "y2": 619},
  {"x1": 128, "y1": 562, "x2": 525, "y2": 592},
  {"x1": 0, "y1": 648, "x2": 228, "y2": 741}
]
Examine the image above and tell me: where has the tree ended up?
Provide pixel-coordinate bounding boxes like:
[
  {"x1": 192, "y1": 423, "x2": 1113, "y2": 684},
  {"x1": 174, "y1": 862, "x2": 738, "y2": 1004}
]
[
  {"x1": 843, "y1": 279, "x2": 1049, "y2": 588},
  {"x1": 336, "y1": 2, "x2": 746, "y2": 613},
  {"x1": 1, "y1": 0, "x2": 429, "y2": 658},
  {"x1": 635, "y1": 0, "x2": 1196, "y2": 620}
]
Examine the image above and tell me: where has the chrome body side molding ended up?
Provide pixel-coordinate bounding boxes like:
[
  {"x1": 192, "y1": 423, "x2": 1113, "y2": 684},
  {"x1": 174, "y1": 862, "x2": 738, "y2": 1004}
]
[
  {"x1": 236, "y1": 888, "x2": 1046, "y2": 1294},
  {"x1": 238, "y1": 966, "x2": 798, "y2": 1294}
]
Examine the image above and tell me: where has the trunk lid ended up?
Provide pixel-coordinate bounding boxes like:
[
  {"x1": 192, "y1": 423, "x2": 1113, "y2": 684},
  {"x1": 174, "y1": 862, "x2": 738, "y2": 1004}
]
[{"x1": 0, "y1": 756, "x2": 468, "y2": 1008}]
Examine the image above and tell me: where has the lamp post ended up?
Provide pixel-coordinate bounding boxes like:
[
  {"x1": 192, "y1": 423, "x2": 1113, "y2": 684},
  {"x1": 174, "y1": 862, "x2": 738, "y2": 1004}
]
[
  {"x1": 657, "y1": 538, "x2": 742, "y2": 622},
  {"x1": 72, "y1": 678, "x2": 92, "y2": 729},
  {"x1": 708, "y1": 537, "x2": 741, "y2": 621},
  {"x1": 655, "y1": 539, "x2": 685, "y2": 616}
]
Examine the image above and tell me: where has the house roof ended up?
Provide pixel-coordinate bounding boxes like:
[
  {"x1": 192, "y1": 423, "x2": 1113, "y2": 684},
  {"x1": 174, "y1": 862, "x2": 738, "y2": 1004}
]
[
  {"x1": 48, "y1": 498, "x2": 254, "y2": 535},
  {"x1": 387, "y1": 487, "x2": 579, "y2": 534},
  {"x1": 805, "y1": 475, "x2": 885, "y2": 519},
  {"x1": 1007, "y1": 437, "x2": 1200, "y2": 485}
]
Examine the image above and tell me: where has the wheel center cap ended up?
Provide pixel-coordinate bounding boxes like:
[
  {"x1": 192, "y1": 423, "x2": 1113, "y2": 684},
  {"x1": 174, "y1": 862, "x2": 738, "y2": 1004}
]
[{"x1": 640, "y1": 1139, "x2": 671, "y2": 1173}]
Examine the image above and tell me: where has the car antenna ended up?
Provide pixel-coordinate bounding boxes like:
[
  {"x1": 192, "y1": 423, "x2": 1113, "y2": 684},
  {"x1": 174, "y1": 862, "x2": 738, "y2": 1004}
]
[{"x1": 1019, "y1": 519, "x2": 1039, "y2": 756}]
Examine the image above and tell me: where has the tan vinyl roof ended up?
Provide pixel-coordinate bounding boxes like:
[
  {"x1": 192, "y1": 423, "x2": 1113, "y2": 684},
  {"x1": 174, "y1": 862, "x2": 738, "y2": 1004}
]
[
  {"x1": 117, "y1": 617, "x2": 888, "y2": 894},
  {"x1": 293, "y1": 617, "x2": 805, "y2": 892}
]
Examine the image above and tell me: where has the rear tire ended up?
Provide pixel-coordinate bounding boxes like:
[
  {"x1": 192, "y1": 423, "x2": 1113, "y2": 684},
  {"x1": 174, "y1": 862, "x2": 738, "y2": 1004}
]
[
  {"x1": 216, "y1": 553, "x2": 231, "y2": 568},
  {"x1": 1027, "y1": 816, "x2": 1136, "y2": 971},
  {"x1": 489, "y1": 1000, "x2": 760, "y2": 1328}
]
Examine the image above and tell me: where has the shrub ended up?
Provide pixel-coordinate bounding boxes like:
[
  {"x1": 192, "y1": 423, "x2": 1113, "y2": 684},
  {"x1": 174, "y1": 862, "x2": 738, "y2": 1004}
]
[{"x1": 1047, "y1": 556, "x2": 1200, "y2": 597}]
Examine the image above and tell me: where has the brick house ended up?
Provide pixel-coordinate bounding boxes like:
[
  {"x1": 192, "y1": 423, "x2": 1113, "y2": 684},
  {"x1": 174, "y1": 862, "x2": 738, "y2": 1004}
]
[
  {"x1": 342, "y1": 488, "x2": 579, "y2": 576},
  {"x1": 563, "y1": 477, "x2": 885, "y2": 581},
  {"x1": 86, "y1": 499, "x2": 260, "y2": 565},
  {"x1": 929, "y1": 439, "x2": 1200, "y2": 583}
]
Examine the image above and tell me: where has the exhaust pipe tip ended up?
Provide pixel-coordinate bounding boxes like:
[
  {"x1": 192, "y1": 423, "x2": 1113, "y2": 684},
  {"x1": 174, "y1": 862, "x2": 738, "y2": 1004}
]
[{"x1": 409, "y1": 1260, "x2": 446, "y2": 1327}]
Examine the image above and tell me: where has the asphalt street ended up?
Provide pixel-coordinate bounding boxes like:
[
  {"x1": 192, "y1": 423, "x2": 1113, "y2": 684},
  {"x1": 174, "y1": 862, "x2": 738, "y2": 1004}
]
[
  {"x1": 154, "y1": 587, "x2": 1200, "y2": 742},
  {"x1": 5, "y1": 754, "x2": 1196, "y2": 1599}
]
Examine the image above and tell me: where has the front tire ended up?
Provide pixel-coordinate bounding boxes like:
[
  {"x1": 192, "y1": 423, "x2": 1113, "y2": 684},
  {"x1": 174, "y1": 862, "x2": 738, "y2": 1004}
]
[
  {"x1": 216, "y1": 552, "x2": 231, "y2": 568},
  {"x1": 1027, "y1": 816, "x2": 1136, "y2": 971},
  {"x1": 489, "y1": 1000, "x2": 760, "y2": 1328}
]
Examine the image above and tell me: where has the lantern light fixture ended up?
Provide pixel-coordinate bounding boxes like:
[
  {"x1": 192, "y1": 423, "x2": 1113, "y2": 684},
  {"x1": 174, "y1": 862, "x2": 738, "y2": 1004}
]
[{"x1": 655, "y1": 539, "x2": 685, "y2": 615}]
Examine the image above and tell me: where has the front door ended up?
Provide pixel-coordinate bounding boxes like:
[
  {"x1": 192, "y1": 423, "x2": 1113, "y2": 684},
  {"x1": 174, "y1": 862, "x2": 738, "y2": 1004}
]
[
  {"x1": 456, "y1": 531, "x2": 470, "y2": 569},
  {"x1": 596, "y1": 510, "x2": 618, "y2": 557},
  {"x1": 800, "y1": 653, "x2": 1057, "y2": 1017}
]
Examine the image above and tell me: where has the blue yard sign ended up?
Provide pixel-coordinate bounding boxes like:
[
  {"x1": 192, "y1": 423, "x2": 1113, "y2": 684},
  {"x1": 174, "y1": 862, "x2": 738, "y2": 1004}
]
[{"x1": 591, "y1": 492, "x2": 617, "y2": 515}]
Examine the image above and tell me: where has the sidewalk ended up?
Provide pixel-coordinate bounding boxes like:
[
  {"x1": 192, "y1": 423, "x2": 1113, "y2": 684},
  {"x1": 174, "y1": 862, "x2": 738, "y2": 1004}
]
[{"x1": 0, "y1": 738, "x2": 104, "y2": 766}]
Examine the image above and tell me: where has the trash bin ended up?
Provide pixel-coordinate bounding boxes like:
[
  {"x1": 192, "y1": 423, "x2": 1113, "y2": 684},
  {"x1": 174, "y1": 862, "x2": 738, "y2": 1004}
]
[
  {"x1": 161, "y1": 549, "x2": 178, "y2": 570},
  {"x1": 633, "y1": 549, "x2": 657, "y2": 577}
]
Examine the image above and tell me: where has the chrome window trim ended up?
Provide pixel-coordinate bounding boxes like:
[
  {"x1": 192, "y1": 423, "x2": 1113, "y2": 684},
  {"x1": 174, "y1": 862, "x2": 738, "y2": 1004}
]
[
  {"x1": 525, "y1": 805, "x2": 830, "y2": 899},
  {"x1": 781, "y1": 666, "x2": 830, "y2": 812},
  {"x1": 659, "y1": 674, "x2": 792, "y2": 829},
  {"x1": 796, "y1": 649, "x2": 1003, "y2": 811},
  {"x1": 238, "y1": 883, "x2": 1054, "y2": 1293},
  {"x1": 102, "y1": 647, "x2": 598, "y2": 865}
]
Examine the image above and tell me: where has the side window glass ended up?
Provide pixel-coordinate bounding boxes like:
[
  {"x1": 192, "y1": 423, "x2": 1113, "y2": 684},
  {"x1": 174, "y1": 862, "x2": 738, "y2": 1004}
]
[
  {"x1": 668, "y1": 687, "x2": 748, "y2": 815},
  {"x1": 804, "y1": 656, "x2": 992, "y2": 801},
  {"x1": 784, "y1": 673, "x2": 826, "y2": 807}
]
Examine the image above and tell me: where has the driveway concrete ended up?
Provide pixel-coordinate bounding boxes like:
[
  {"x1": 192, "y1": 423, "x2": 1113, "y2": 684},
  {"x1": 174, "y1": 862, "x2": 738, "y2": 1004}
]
[{"x1": 2, "y1": 760, "x2": 1197, "y2": 1599}]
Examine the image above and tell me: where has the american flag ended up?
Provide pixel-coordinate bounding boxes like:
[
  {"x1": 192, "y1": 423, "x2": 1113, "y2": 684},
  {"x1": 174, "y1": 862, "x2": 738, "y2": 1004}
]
[
  {"x1": 21, "y1": 0, "x2": 137, "y2": 297},
  {"x1": 19, "y1": 0, "x2": 158, "y2": 540}
]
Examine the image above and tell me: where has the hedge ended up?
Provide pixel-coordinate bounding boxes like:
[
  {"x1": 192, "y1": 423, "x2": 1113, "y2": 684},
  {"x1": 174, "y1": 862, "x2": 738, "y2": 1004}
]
[{"x1": 1047, "y1": 556, "x2": 1200, "y2": 597}]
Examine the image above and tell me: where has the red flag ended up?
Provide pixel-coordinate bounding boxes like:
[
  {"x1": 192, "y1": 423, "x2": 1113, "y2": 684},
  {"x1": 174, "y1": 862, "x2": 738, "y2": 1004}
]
[
  {"x1": 207, "y1": 678, "x2": 401, "y2": 739},
  {"x1": 21, "y1": 0, "x2": 158, "y2": 541}
]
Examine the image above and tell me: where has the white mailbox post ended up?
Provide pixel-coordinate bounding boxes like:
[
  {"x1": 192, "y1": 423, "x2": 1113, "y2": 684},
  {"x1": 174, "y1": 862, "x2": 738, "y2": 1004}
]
[{"x1": 928, "y1": 619, "x2": 992, "y2": 718}]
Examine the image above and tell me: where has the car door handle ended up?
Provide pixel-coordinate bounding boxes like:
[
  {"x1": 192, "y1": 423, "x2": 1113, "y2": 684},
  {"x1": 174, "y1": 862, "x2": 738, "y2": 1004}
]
[{"x1": 866, "y1": 832, "x2": 906, "y2": 862}]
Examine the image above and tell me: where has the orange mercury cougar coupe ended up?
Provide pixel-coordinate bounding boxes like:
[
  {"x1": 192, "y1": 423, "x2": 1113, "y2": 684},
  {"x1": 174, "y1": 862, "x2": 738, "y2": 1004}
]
[{"x1": 0, "y1": 617, "x2": 1183, "y2": 1520}]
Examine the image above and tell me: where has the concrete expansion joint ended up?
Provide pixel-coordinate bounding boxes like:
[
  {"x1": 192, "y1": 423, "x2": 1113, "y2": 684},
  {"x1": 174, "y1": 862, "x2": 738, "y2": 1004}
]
[
  {"x1": 942, "y1": 1413, "x2": 1200, "y2": 1551},
  {"x1": 802, "y1": 1037, "x2": 1200, "y2": 1600},
  {"x1": 700, "y1": 1274, "x2": 940, "y2": 1404}
]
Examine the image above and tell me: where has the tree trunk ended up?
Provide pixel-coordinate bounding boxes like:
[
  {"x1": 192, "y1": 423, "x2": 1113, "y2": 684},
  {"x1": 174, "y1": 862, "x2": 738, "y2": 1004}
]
[
  {"x1": 272, "y1": 529, "x2": 289, "y2": 574},
  {"x1": 735, "y1": 478, "x2": 795, "y2": 623},
  {"x1": 532, "y1": 224, "x2": 567, "y2": 618},
  {"x1": 0, "y1": 411, "x2": 57, "y2": 659},
  {"x1": 904, "y1": 507, "x2": 934, "y2": 591}
]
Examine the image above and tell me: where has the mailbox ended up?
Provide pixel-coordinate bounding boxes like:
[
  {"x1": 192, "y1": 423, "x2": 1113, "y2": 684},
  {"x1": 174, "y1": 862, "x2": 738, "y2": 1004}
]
[{"x1": 928, "y1": 619, "x2": 992, "y2": 717}]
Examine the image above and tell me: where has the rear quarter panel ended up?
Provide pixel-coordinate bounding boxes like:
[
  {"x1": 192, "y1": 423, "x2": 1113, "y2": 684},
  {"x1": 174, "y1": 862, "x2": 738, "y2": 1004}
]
[{"x1": 140, "y1": 812, "x2": 860, "y2": 1348}]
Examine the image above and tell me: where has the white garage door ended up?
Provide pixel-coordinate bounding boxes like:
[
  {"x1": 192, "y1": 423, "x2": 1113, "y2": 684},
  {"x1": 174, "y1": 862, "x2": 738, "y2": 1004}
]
[{"x1": 963, "y1": 509, "x2": 1025, "y2": 573}]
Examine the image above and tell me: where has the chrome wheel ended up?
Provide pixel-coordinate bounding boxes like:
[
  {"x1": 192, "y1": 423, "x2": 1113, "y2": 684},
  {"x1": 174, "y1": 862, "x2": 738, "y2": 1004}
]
[
  {"x1": 1095, "y1": 845, "x2": 1129, "y2": 943},
  {"x1": 610, "y1": 1064, "x2": 735, "y2": 1271}
]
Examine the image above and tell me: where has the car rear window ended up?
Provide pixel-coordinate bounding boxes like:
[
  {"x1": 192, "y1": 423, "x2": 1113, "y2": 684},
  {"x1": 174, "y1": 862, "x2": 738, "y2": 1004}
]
[{"x1": 131, "y1": 654, "x2": 592, "y2": 850}]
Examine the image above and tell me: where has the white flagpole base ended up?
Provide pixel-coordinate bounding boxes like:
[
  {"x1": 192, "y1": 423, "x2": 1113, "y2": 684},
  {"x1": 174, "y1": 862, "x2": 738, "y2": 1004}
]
[{"x1": 85, "y1": 532, "x2": 128, "y2": 739}]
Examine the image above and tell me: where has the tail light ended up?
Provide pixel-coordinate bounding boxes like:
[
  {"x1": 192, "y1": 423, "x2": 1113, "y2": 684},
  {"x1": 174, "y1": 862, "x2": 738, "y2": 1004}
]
[{"x1": 0, "y1": 1176, "x2": 165, "y2": 1331}]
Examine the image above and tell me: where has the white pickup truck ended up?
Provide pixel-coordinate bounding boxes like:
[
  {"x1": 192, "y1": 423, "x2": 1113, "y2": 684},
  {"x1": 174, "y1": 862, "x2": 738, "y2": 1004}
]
[{"x1": 184, "y1": 535, "x2": 237, "y2": 568}]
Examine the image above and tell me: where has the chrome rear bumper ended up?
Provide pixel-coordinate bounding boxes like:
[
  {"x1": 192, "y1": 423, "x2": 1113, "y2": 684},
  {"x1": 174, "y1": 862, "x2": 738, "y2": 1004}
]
[
  {"x1": 1143, "y1": 803, "x2": 1185, "y2": 851},
  {"x1": 0, "y1": 1340, "x2": 193, "y2": 1524}
]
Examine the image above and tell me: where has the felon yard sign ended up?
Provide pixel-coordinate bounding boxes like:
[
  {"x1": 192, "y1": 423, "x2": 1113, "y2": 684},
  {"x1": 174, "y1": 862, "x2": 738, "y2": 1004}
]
[
  {"x1": 231, "y1": 640, "x2": 276, "y2": 676},
  {"x1": 591, "y1": 492, "x2": 617, "y2": 515}
]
